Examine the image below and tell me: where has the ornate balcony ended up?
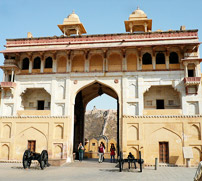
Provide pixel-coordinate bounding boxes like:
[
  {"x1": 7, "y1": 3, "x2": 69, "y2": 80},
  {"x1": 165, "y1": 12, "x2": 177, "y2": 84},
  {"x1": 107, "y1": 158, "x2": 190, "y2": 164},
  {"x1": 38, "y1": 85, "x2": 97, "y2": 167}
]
[
  {"x1": 0, "y1": 82, "x2": 16, "y2": 88},
  {"x1": 184, "y1": 77, "x2": 201, "y2": 86}
]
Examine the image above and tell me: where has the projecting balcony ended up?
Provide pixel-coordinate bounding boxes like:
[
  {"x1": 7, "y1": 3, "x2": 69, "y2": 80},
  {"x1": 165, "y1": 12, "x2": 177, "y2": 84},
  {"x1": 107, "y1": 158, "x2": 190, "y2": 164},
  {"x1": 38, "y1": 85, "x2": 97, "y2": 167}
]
[
  {"x1": 0, "y1": 82, "x2": 16, "y2": 88},
  {"x1": 184, "y1": 77, "x2": 201, "y2": 86}
]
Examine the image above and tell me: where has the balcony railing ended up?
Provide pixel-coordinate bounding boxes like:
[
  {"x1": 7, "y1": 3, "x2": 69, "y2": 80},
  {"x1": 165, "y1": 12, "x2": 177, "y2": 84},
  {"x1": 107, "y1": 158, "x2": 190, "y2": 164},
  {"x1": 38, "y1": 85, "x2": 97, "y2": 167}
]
[
  {"x1": 184, "y1": 77, "x2": 201, "y2": 86},
  {"x1": 0, "y1": 82, "x2": 16, "y2": 88}
]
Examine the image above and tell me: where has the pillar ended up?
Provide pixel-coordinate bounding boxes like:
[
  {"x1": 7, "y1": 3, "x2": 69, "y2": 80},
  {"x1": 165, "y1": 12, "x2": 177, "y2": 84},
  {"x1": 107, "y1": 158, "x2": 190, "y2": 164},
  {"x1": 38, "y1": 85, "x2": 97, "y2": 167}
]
[
  {"x1": 152, "y1": 55, "x2": 156, "y2": 70},
  {"x1": 166, "y1": 54, "x2": 169, "y2": 69},
  {"x1": 40, "y1": 59, "x2": 44, "y2": 73},
  {"x1": 184, "y1": 63, "x2": 188, "y2": 77},
  {"x1": 29, "y1": 60, "x2": 32, "y2": 73},
  {"x1": 11, "y1": 69, "x2": 14, "y2": 82}
]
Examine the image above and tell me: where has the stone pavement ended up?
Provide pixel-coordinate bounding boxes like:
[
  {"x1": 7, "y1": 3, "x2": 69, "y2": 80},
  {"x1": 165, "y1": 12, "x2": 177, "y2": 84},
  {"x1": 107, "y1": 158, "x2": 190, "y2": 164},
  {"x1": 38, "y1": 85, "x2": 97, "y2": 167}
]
[{"x1": 0, "y1": 160, "x2": 197, "y2": 181}]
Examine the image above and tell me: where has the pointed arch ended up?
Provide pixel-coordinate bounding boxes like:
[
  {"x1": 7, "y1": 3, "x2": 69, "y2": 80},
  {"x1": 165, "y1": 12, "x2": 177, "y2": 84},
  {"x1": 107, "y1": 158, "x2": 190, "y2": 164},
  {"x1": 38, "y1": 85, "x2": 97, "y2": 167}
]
[
  {"x1": 1, "y1": 144, "x2": 9, "y2": 160},
  {"x1": 192, "y1": 147, "x2": 201, "y2": 165},
  {"x1": 17, "y1": 126, "x2": 47, "y2": 141},
  {"x1": 190, "y1": 124, "x2": 200, "y2": 140},
  {"x1": 152, "y1": 127, "x2": 182, "y2": 141},
  {"x1": 3, "y1": 124, "x2": 11, "y2": 138},
  {"x1": 54, "y1": 125, "x2": 63, "y2": 139},
  {"x1": 127, "y1": 125, "x2": 138, "y2": 140}
]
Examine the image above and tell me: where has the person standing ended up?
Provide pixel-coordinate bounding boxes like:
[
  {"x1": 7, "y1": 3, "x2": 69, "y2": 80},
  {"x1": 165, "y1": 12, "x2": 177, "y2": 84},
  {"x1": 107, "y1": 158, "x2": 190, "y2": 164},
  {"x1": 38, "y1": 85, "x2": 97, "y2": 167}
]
[
  {"x1": 101, "y1": 141, "x2": 106, "y2": 162},
  {"x1": 110, "y1": 143, "x2": 116, "y2": 163},
  {"x1": 98, "y1": 143, "x2": 105, "y2": 163},
  {"x1": 78, "y1": 143, "x2": 84, "y2": 162}
]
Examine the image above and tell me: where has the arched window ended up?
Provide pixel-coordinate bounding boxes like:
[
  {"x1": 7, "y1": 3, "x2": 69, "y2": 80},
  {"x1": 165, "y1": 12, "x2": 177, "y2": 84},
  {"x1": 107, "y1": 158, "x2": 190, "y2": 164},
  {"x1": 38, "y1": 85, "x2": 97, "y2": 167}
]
[
  {"x1": 156, "y1": 52, "x2": 165, "y2": 64},
  {"x1": 45, "y1": 57, "x2": 53, "y2": 68},
  {"x1": 33, "y1": 57, "x2": 41, "y2": 69},
  {"x1": 22, "y1": 58, "x2": 29, "y2": 70},
  {"x1": 169, "y1": 52, "x2": 179, "y2": 64},
  {"x1": 142, "y1": 53, "x2": 152, "y2": 65}
]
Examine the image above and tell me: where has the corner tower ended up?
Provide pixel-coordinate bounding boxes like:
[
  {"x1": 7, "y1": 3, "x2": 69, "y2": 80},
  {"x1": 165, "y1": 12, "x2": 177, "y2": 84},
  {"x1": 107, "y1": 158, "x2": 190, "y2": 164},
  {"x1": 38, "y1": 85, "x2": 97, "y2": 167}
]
[{"x1": 124, "y1": 7, "x2": 152, "y2": 33}]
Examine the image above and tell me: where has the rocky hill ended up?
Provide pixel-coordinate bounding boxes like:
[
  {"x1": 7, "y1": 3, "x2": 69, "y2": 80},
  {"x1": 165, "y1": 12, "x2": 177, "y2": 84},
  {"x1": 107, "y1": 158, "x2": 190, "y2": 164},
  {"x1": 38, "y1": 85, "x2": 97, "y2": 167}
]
[{"x1": 84, "y1": 106, "x2": 117, "y2": 141}]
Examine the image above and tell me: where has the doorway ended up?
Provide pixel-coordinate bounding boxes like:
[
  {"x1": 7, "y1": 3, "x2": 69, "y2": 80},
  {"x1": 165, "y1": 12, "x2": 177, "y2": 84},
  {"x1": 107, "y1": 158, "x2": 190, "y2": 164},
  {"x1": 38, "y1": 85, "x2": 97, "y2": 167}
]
[
  {"x1": 37, "y1": 100, "x2": 44, "y2": 110},
  {"x1": 156, "y1": 100, "x2": 164, "y2": 109},
  {"x1": 159, "y1": 142, "x2": 169, "y2": 163}
]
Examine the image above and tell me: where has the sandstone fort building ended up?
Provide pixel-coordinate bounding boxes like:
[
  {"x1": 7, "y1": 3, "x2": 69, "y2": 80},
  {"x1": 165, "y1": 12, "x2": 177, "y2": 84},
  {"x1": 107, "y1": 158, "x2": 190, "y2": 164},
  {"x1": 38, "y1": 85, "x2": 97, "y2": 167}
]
[{"x1": 0, "y1": 8, "x2": 202, "y2": 166}]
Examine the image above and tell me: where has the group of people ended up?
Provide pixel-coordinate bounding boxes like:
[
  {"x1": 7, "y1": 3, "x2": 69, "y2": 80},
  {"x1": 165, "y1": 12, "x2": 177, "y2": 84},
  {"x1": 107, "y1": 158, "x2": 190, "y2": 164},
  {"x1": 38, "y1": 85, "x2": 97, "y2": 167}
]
[{"x1": 77, "y1": 142, "x2": 116, "y2": 163}]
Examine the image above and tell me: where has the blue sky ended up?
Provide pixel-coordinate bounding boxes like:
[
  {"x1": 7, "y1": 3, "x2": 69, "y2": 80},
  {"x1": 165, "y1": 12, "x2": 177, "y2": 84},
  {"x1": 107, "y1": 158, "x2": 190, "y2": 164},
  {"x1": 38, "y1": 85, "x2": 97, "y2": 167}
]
[{"x1": 0, "y1": 0, "x2": 202, "y2": 110}]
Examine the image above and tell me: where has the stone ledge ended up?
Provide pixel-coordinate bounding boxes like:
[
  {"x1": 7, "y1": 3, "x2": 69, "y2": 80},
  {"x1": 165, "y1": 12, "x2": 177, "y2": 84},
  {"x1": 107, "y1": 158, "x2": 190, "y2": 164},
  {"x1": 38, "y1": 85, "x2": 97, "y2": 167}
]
[{"x1": 123, "y1": 115, "x2": 202, "y2": 118}]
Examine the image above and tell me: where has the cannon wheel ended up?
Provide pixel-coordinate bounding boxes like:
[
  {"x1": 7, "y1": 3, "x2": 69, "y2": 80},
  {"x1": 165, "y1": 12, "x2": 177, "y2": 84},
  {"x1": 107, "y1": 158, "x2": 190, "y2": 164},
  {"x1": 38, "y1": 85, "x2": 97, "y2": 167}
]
[
  {"x1": 119, "y1": 151, "x2": 123, "y2": 172},
  {"x1": 22, "y1": 150, "x2": 31, "y2": 169},
  {"x1": 40, "y1": 150, "x2": 48, "y2": 170}
]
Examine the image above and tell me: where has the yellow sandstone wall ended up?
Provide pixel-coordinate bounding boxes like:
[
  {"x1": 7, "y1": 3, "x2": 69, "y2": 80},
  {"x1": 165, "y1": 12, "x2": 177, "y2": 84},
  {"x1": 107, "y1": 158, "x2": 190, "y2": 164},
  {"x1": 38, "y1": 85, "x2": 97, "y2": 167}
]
[
  {"x1": 122, "y1": 116, "x2": 202, "y2": 166},
  {"x1": 0, "y1": 116, "x2": 72, "y2": 161}
]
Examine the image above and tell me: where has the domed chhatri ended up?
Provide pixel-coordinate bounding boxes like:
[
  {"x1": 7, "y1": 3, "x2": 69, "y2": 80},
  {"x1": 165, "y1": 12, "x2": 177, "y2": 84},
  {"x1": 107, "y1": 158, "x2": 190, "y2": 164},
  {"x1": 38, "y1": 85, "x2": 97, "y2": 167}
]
[
  {"x1": 58, "y1": 10, "x2": 86, "y2": 36},
  {"x1": 125, "y1": 7, "x2": 152, "y2": 33}
]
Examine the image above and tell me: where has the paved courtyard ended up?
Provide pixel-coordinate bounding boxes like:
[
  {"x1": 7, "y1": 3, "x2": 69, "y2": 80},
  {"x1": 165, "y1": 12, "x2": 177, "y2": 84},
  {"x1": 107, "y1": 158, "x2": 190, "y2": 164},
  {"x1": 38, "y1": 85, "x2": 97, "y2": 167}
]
[{"x1": 0, "y1": 161, "x2": 197, "y2": 181}]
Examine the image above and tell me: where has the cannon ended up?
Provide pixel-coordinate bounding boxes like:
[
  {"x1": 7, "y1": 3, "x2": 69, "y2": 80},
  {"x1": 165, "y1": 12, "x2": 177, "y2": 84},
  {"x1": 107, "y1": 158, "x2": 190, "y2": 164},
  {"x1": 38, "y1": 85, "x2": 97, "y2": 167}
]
[
  {"x1": 118, "y1": 151, "x2": 144, "y2": 172},
  {"x1": 22, "y1": 149, "x2": 50, "y2": 170}
]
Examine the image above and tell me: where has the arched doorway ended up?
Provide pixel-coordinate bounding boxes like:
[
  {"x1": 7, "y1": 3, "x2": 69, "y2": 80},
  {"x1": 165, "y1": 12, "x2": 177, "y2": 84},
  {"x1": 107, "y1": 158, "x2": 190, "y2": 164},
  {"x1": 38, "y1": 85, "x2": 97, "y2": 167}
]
[{"x1": 73, "y1": 82, "x2": 119, "y2": 159}]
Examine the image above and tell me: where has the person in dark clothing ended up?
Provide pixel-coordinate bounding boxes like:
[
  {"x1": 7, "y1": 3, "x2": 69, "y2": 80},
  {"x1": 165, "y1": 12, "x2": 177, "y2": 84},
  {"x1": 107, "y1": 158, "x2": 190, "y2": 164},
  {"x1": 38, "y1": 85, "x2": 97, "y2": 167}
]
[
  {"x1": 110, "y1": 143, "x2": 116, "y2": 163},
  {"x1": 78, "y1": 143, "x2": 84, "y2": 161},
  {"x1": 101, "y1": 142, "x2": 105, "y2": 161}
]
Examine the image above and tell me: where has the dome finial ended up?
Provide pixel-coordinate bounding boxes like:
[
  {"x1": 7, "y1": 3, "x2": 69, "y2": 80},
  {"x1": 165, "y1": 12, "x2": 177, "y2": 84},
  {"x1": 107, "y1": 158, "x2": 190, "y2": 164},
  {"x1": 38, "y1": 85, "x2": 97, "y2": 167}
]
[
  {"x1": 72, "y1": 9, "x2": 75, "y2": 14},
  {"x1": 137, "y1": 6, "x2": 140, "y2": 10}
]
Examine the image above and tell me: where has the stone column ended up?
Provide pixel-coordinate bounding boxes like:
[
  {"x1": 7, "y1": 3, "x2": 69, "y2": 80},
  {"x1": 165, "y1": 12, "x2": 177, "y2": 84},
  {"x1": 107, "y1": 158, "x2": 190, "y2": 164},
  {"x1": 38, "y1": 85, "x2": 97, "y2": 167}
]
[
  {"x1": 11, "y1": 69, "x2": 14, "y2": 82},
  {"x1": 29, "y1": 59, "x2": 32, "y2": 73},
  {"x1": 53, "y1": 54, "x2": 57, "y2": 73},
  {"x1": 184, "y1": 63, "x2": 188, "y2": 77},
  {"x1": 40, "y1": 58, "x2": 44, "y2": 73},
  {"x1": 85, "y1": 51, "x2": 89, "y2": 72},
  {"x1": 194, "y1": 62, "x2": 199, "y2": 77},
  {"x1": 144, "y1": 23, "x2": 148, "y2": 32},
  {"x1": 152, "y1": 55, "x2": 156, "y2": 70},
  {"x1": 165, "y1": 54, "x2": 169, "y2": 69},
  {"x1": 66, "y1": 56, "x2": 70, "y2": 72},
  {"x1": 122, "y1": 50, "x2": 127, "y2": 71}
]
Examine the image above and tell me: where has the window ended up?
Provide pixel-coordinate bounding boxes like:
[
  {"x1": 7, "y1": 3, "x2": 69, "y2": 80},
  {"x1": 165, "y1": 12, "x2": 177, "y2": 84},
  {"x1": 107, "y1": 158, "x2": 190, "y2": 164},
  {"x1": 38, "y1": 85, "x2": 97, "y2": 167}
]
[
  {"x1": 156, "y1": 100, "x2": 164, "y2": 109},
  {"x1": 28, "y1": 140, "x2": 36, "y2": 152},
  {"x1": 33, "y1": 57, "x2": 41, "y2": 69},
  {"x1": 188, "y1": 69, "x2": 194, "y2": 77},
  {"x1": 37, "y1": 100, "x2": 44, "y2": 110},
  {"x1": 169, "y1": 52, "x2": 179, "y2": 64},
  {"x1": 142, "y1": 53, "x2": 152, "y2": 65},
  {"x1": 146, "y1": 101, "x2": 152, "y2": 106},
  {"x1": 156, "y1": 52, "x2": 165, "y2": 64},
  {"x1": 92, "y1": 143, "x2": 95, "y2": 146},
  {"x1": 45, "y1": 57, "x2": 53, "y2": 68},
  {"x1": 22, "y1": 58, "x2": 29, "y2": 70}
]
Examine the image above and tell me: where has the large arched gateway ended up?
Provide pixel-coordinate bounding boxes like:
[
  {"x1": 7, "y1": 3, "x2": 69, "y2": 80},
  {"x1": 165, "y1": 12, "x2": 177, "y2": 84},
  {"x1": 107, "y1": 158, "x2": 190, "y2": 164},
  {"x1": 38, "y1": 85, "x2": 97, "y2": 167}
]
[
  {"x1": 0, "y1": 8, "x2": 202, "y2": 166},
  {"x1": 73, "y1": 81, "x2": 120, "y2": 158}
]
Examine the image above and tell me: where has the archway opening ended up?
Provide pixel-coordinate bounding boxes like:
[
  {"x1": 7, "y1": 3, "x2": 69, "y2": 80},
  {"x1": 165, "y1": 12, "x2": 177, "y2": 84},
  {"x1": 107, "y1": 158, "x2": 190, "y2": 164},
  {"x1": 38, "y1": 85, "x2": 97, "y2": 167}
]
[{"x1": 74, "y1": 82, "x2": 119, "y2": 160}]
